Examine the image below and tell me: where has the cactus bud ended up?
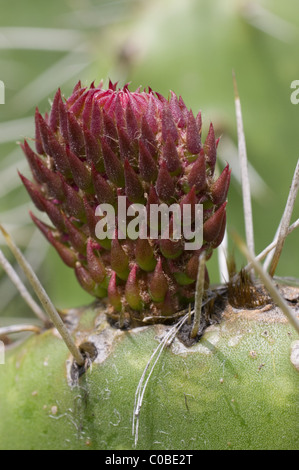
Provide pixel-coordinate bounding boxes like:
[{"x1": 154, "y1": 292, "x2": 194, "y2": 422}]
[{"x1": 21, "y1": 82, "x2": 230, "y2": 324}]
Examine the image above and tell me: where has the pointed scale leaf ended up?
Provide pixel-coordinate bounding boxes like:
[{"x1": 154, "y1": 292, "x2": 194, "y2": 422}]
[
  {"x1": 204, "y1": 123, "x2": 217, "y2": 172},
  {"x1": 138, "y1": 140, "x2": 158, "y2": 183},
  {"x1": 135, "y1": 238, "x2": 156, "y2": 272},
  {"x1": 149, "y1": 258, "x2": 168, "y2": 303},
  {"x1": 186, "y1": 109, "x2": 201, "y2": 154},
  {"x1": 111, "y1": 235, "x2": 130, "y2": 281},
  {"x1": 211, "y1": 164, "x2": 231, "y2": 206},
  {"x1": 155, "y1": 161, "x2": 175, "y2": 203},
  {"x1": 162, "y1": 134, "x2": 182, "y2": 175},
  {"x1": 65, "y1": 147, "x2": 92, "y2": 191},
  {"x1": 187, "y1": 152, "x2": 207, "y2": 193},
  {"x1": 102, "y1": 139, "x2": 125, "y2": 188},
  {"x1": 86, "y1": 238, "x2": 106, "y2": 284},
  {"x1": 203, "y1": 202, "x2": 227, "y2": 243},
  {"x1": 108, "y1": 272, "x2": 123, "y2": 311},
  {"x1": 125, "y1": 264, "x2": 144, "y2": 311},
  {"x1": 124, "y1": 159, "x2": 145, "y2": 203}
]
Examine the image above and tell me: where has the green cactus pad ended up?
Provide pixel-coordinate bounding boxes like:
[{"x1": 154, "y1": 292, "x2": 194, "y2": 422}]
[{"x1": 0, "y1": 294, "x2": 298, "y2": 450}]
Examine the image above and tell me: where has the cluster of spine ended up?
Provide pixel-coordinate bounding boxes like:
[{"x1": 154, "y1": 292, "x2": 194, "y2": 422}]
[{"x1": 20, "y1": 81, "x2": 231, "y2": 323}]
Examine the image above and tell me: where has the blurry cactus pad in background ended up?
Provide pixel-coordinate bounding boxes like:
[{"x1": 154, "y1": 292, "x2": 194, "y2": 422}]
[{"x1": 20, "y1": 81, "x2": 231, "y2": 323}]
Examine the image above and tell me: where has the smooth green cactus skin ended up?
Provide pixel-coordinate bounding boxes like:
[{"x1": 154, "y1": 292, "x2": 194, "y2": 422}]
[{"x1": 0, "y1": 306, "x2": 298, "y2": 450}]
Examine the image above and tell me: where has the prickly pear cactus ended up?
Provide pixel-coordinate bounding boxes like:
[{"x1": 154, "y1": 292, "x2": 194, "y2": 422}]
[{"x1": 0, "y1": 290, "x2": 299, "y2": 450}]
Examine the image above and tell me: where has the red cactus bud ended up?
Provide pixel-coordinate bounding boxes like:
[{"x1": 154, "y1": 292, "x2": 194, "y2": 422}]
[
  {"x1": 125, "y1": 264, "x2": 144, "y2": 311},
  {"x1": 203, "y1": 202, "x2": 227, "y2": 243},
  {"x1": 21, "y1": 81, "x2": 231, "y2": 321},
  {"x1": 149, "y1": 258, "x2": 168, "y2": 302},
  {"x1": 186, "y1": 110, "x2": 201, "y2": 154},
  {"x1": 211, "y1": 164, "x2": 231, "y2": 206}
]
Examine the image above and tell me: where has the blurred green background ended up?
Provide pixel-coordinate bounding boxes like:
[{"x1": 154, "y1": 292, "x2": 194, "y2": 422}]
[{"x1": 0, "y1": 0, "x2": 298, "y2": 321}]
